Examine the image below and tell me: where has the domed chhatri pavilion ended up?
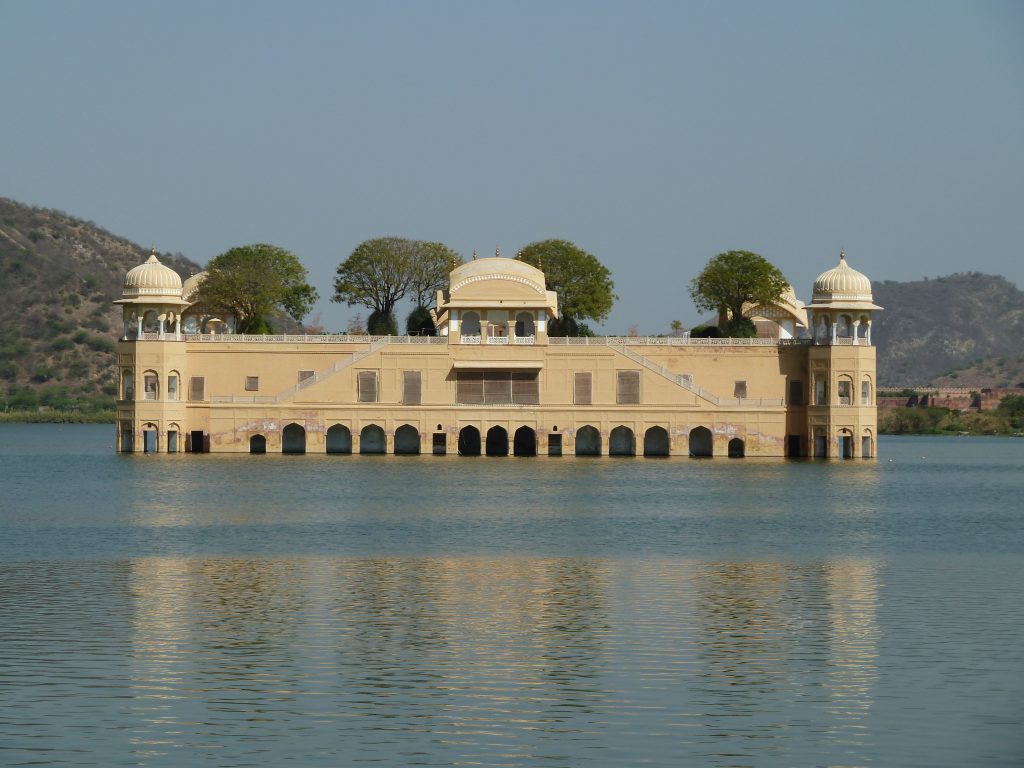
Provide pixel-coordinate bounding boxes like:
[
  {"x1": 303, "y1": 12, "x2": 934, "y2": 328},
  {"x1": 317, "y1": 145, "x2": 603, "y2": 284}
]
[{"x1": 115, "y1": 249, "x2": 880, "y2": 459}]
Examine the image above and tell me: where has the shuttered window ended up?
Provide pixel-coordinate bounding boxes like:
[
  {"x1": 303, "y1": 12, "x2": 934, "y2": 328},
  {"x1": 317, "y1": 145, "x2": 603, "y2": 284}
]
[
  {"x1": 574, "y1": 372, "x2": 592, "y2": 405},
  {"x1": 456, "y1": 372, "x2": 484, "y2": 404},
  {"x1": 511, "y1": 371, "x2": 539, "y2": 404},
  {"x1": 403, "y1": 371, "x2": 422, "y2": 405},
  {"x1": 734, "y1": 380, "x2": 747, "y2": 399},
  {"x1": 189, "y1": 376, "x2": 205, "y2": 402},
  {"x1": 616, "y1": 371, "x2": 640, "y2": 404},
  {"x1": 357, "y1": 371, "x2": 378, "y2": 402},
  {"x1": 245, "y1": 376, "x2": 259, "y2": 391},
  {"x1": 456, "y1": 371, "x2": 539, "y2": 405}
]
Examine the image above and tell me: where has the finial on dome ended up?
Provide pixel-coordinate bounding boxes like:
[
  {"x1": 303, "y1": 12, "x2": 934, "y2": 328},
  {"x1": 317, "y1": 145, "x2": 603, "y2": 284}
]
[
  {"x1": 472, "y1": 248, "x2": 477, "y2": 260},
  {"x1": 147, "y1": 246, "x2": 159, "y2": 263},
  {"x1": 495, "y1": 246, "x2": 501, "y2": 258},
  {"x1": 839, "y1": 248, "x2": 846, "y2": 262}
]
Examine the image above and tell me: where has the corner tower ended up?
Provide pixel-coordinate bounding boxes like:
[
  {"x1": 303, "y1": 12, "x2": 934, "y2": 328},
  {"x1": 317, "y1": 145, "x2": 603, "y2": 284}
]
[
  {"x1": 804, "y1": 251, "x2": 882, "y2": 458},
  {"x1": 113, "y1": 249, "x2": 191, "y2": 452}
]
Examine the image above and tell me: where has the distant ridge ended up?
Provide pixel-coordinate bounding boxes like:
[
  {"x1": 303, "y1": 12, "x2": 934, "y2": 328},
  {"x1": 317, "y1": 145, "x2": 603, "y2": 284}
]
[
  {"x1": 871, "y1": 273, "x2": 1024, "y2": 386},
  {"x1": 0, "y1": 197, "x2": 201, "y2": 410}
]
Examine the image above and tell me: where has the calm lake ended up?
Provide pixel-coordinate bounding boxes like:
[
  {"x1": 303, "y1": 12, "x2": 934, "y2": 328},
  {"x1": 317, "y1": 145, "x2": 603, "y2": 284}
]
[{"x1": 1, "y1": 424, "x2": 1022, "y2": 766}]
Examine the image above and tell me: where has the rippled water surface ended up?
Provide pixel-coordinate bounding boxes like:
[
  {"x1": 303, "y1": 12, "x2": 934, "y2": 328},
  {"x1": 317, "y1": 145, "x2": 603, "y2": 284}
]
[{"x1": 1, "y1": 425, "x2": 1022, "y2": 766}]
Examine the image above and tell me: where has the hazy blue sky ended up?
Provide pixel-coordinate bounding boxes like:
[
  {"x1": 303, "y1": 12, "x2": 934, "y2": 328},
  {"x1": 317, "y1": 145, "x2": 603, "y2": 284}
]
[{"x1": 3, "y1": 0, "x2": 1022, "y2": 332}]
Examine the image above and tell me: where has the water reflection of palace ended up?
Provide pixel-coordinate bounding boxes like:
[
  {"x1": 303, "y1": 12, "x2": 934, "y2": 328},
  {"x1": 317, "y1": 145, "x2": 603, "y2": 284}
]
[{"x1": 115, "y1": 249, "x2": 880, "y2": 459}]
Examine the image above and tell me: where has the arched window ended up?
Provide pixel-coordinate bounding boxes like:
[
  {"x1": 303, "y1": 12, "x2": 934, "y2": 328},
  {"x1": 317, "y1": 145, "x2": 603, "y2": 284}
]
[
  {"x1": 837, "y1": 375, "x2": 853, "y2": 406},
  {"x1": 142, "y1": 310, "x2": 159, "y2": 333},
  {"x1": 121, "y1": 369, "x2": 134, "y2": 401},
  {"x1": 837, "y1": 314, "x2": 853, "y2": 338},
  {"x1": 461, "y1": 312, "x2": 481, "y2": 336},
  {"x1": 486, "y1": 425, "x2": 508, "y2": 456},
  {"x1": 515, "y1": 312, "x2": 535, "y2": 338},
  {"x1": 250, "y1": 434, "x2": 267, "y2": 454},
  {"x1": 728, "y1": 438, "x2": 745, "y2": 458},
  {"x1": 167, "y1": 371, "x2": 180, "y2": 401},
  {"x1": 142, "y1": 371, "x2": 159, "y2": 401},
  {"x1": 861, "y1": 376, "x2": 873, "y2": 406}
]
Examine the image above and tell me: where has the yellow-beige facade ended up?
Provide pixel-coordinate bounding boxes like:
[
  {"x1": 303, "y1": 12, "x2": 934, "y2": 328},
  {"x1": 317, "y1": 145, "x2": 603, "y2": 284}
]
[{"x1": 114, "y1": 251, "x2": 881, "y2": 459}]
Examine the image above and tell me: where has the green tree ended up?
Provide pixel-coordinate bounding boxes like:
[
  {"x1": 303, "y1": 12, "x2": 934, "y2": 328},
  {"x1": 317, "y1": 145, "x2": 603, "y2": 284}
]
[
  {"x1": 518, "y1": 239, "x2": 615, "y2": 335},
  {"x1": 367, "y1": 309, "x2": 398, "y2": 335},
  {"x1": 689, "y1": 250, "x2": 789, "y2": 338},
  {"x1": 333, "y1": 237, "x2": 462, "y2": 320},
  {"x1": 409, "y1": 241, "x2": 462, "y2": 308},
  {"x1": 406, "y1": 305, "x2": 436, "y2": 336},
  {"x1": 199, "y1": 244, "x2": 318, "y2": 334}
]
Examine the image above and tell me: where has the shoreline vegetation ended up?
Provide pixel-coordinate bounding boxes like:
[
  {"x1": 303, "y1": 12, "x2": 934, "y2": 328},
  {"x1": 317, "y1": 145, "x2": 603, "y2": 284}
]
[{"x1": 0, "y1": 410, "x2": 115, "y2": 424}]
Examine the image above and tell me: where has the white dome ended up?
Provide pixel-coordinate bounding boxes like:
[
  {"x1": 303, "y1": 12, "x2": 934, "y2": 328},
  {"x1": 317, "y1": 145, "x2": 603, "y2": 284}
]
[
  {"x1": 812, "y1": 251, "x2": 873, "y2": 303},
  {"x1": 122, "y1": 250, "x2": 183, "y2": 299}
]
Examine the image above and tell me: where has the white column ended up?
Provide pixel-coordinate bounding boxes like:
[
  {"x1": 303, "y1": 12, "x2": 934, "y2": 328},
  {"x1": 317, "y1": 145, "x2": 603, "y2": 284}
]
[
  {"x1": 831, "y1": 323, "x2": 837, "y2": 345},
  {"x1": 853, "y1": 320, "x2": 860, "y2": 343},
  {"x1": 866, "y1": 322, "x2": 872, "y2": 345},
  {"x1": 137, "y1": 315, "x2": 144, "y2": 338}
]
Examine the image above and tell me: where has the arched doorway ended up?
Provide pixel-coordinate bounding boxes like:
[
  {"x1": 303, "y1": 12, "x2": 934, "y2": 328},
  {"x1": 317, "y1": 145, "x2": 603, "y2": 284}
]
[
  {"x1": 514, "y1": 312, "x2": 535, "y2": 338},
  {"x1": 575, "y1": 425, "x2": 601, "y2": 456},
  {"x1": 644, "y1": 426, "x2": 669, "y2": 457},
  {"x1": 513, "y1": 426, "x2": 536, "y2": 457},
  {"x1": 326, "y1": 424, "x2": 352, "y2": 454},
  {"x1": 689, "y1": 426, "x2": 713, "y2": 457},
  {"x1": 728, "y1": 438, "x2": 745, "y2": 458},
  {"x1": 282, "y1": 423, "x2": 306, "y2": 454},
  {"x1": 394, "y1": 424, "x2": 420, "y2": 455},
  {"x1": 861, "y1": 430, "x2": 873, "y2": 459},
  {"x1": 609, "y1": 426, "x2": 635, "y2": 456},
  {"x1": 360, "y1": 424, "x2": 386, "y2": 454},
  {"x1": 458, "y1": 426, "x2": 481, "y2": 456},
  {"x1": 249, "y1": 434, "x2": 266, "y2": 454},
  {"x1": 486, "y1": 426, "x2": 508, "y2": 456}
]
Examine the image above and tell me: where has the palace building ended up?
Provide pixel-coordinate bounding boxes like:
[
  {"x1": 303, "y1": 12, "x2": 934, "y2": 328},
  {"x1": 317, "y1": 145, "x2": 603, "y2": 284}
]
[{"x1": 114, "y1": 250, "x2": 880, "y2": 458}]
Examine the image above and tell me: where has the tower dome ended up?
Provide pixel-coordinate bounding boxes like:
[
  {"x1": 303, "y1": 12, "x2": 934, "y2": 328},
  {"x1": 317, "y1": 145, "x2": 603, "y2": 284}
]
[
  {"x1": 122, "y1": 249, "x2": 183, "y2": 299},
  {"x1": 812, "y1": 251, "x2": 874, "y2": 304}
]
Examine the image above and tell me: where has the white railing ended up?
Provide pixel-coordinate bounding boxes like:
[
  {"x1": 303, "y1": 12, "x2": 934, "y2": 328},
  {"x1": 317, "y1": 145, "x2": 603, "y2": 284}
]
[
  {"x1": 210, "y1": 395, "x2": 276, "y2": 403},
  {"x1": 182, "y1": 333, "x2": 447, "y2": 344},
  {"x1": 513, "y1": 336, "x2": 536, "y2": 345},
  {"x1": 548, "y1": 335, "x2": 795, "y2": 346},
  {"x1": 487, "y1": 336, "x2": 509, "y2": 345},
  {"x1": 833, "y1": 337, "x2": 869, "y2": 346},
  {"x1": 461, "y1": 334, "x2": 481, "y2": 345}
]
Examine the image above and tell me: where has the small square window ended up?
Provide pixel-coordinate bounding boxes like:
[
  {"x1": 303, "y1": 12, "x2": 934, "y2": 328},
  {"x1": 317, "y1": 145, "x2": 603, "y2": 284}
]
[
  {"x1": 298, "y1": 370, "x2": 314, "y2": 383},
  {"x1": 245, "y1": 376, "x2": 259, "y2": 391},
  {"x1": 734, "y1": 380, "x2": 747, "y2": 399}
]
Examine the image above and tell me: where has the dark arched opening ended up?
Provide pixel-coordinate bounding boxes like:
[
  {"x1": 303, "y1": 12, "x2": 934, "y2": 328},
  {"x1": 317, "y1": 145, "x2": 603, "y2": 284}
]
[
  {"x1": 644, "y1": 426, "x2": 670, "y2": 457},
  {"x1": 360, "y1": 424, "x2": 386, "y2": 454},
  {"x1": 728, "y1": 437, "x2": 745, "y2": 458},
  {"x1": 609, "y1": 426, "x2": 635, "y2": 456},
  {"x1": 458, "y1": 426, "x2": 481, "y2": 456},
  {"x1": 282, "y1": 423, "x2": 306, "y2": 454},
  {"x1": 249, "y1": 434, "x2": 266, "y2": 454},
  {"x1": 513, "y1": 426, "x2": 536, "y2": 457},
  {"x1": 326, "y1": 424, "x2": 352, "y2": 454},
  {"x1": 486, "y1": 426, "x2": 508, "y2": 456},
  {"x1": 394, "y1": 424, "x2": 420, "y2": 455},
  {"x1": 689, "y1": 426, "x2": 713, "y2": 457},
  {"x1": 575, "y1": 425, "x2": 601, "y2": 456}
]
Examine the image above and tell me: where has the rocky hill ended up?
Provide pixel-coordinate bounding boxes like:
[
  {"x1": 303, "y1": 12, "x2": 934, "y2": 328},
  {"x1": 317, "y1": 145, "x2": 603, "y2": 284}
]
[
  {"x1": 871, "y1": 273, "x2": 1024, "y2": 386},
  {"x1": 0, "y1": 198, "x2": 201, "y2": 411}
]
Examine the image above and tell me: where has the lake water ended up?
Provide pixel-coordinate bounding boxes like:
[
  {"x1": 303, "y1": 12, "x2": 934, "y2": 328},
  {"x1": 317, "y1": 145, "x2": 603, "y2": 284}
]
[{"x1": 1, "y1": 424, "x2": 1022, "y2": 766}]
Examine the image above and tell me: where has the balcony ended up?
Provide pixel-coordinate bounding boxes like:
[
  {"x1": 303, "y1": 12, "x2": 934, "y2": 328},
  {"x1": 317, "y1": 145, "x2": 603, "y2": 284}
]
[{"x1": 487, "y1": 336, "x2": 509, "y2": 345}]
